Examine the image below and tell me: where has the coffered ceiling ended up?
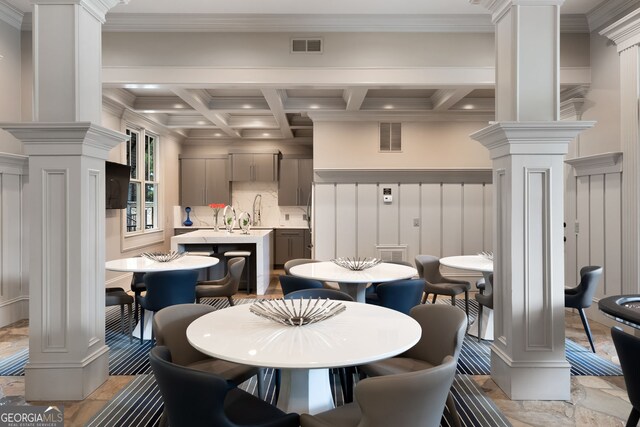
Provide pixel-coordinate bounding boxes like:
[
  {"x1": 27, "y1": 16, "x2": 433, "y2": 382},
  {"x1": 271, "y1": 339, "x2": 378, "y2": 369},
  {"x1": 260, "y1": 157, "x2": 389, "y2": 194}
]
[{"x1": 4, "y1": 0, "x2": 610, "y2": 144}]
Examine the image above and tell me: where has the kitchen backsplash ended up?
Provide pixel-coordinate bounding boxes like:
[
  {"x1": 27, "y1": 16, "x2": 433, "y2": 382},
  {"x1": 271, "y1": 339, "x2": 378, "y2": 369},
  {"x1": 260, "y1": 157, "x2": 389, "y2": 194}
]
[{"x1": 175, "y1": 181, "x2": 309, "y2": 228}]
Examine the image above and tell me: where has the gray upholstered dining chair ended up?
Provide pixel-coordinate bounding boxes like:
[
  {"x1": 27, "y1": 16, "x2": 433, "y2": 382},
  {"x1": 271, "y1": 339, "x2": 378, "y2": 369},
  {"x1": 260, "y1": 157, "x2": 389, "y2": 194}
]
[
  {"x1": 415, "y1": 255, "x2": 471, "y2": 317},
  {"x1": 611, "y1": 326, "x2": 640, "y2": 427},
  {"x1": 195, "y1": 257, "x2": 245, "y2": 305},
  {"x1": 153, "y1": 304, "x2": 264, "y2": 401},
  {"x1": 358, "y1": 304, "x2": 467, "y2": 427},
  {"x1": 284, "y1": 258, "x2": 321, "y2": 275},
  {"x1": 278, "y1": 274, "x2": 324, "y2": 296},
  {"x1": 564, "y1": 265, "x2": 603, "y2": 353},
  {"x1": 300, "y1": 356, "x2": 457, "y2": 427}
]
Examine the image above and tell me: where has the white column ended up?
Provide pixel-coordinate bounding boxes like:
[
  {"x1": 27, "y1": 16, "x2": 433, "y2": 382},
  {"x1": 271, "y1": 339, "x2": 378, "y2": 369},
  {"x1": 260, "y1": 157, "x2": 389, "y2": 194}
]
[
  {"x1": 601, "y1": 11, "x2": 640, "y2": 295},
  {"x1": 470, "y1": 0, "x2": 594, "y2": 400},
  {"x1": 0, "y1": 0, "x2": 128, "y2": 400}
]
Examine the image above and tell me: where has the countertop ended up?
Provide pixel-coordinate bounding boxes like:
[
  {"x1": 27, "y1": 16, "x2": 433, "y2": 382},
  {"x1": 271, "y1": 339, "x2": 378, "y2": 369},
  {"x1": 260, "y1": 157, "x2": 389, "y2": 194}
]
[{"x1": 174, "y1": 225, "x2": 308, "y2": 230}]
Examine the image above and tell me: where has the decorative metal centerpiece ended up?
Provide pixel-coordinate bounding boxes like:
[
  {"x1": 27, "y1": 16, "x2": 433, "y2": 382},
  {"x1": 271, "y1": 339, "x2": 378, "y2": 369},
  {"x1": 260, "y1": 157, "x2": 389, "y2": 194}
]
[
  {"x1": 478, "y1": 251, "x2": 494, "y2": 261},
  {"x1": 249, "y1": 298, "x2": 346, "y2": 326},
  {"x1": 142, "y1": 251, "x2": 187, "y2": 263},
  {"x1": 331, "y1": 257, "x2": 382, "y2": 271}
]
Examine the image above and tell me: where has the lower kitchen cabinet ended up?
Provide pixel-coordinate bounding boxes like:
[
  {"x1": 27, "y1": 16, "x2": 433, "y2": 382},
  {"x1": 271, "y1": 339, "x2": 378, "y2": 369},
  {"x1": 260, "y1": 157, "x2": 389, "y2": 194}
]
[{"x1": 275, "y1": 228, "x2": 310, "y2": 265}]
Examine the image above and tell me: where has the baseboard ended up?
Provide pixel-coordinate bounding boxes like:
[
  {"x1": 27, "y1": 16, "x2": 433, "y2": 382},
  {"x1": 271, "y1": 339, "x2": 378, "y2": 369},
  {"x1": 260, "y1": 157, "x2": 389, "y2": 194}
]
[{"x1": 0, "y1": 296, "x2": 28, "y2": 327}]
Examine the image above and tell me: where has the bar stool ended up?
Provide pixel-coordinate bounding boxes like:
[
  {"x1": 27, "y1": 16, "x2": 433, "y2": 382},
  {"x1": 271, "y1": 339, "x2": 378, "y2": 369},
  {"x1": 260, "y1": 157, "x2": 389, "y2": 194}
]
[
  {"x1": 224, "y1": 250, "x2": 252, "y2": 294},
  {"x1": 105, "y1": 287, "x2": 134, "y2": 342}
]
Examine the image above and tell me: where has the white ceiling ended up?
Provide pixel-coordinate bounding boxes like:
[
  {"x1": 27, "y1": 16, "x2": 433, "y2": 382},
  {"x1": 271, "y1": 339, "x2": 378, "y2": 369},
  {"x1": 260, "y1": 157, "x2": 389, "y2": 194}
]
[{"x1": 6, "y1": 0, "x2": 607, "y2": 143}]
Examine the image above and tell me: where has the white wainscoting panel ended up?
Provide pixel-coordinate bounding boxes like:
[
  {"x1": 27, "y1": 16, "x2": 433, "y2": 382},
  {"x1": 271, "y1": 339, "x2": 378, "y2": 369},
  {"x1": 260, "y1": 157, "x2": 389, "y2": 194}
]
[
  {"x1": 0, "y1": 154, "x2": 28, "y2": 327},
  {"x1": 314, "y1": 179, "x2": 493, "y2": 269},
  {"x1": 565, "y1": 165, "x2": 623, "y2": 325},
  {"x1": 357, "y1": 184, "x2": 378, "y2": 259}
]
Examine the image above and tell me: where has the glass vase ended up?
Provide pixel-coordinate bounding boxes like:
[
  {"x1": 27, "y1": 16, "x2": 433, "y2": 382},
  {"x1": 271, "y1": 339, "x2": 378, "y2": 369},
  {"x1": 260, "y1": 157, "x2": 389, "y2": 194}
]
[{"x1": 213, "y1": 210, "x2": 220, "y2": 232}]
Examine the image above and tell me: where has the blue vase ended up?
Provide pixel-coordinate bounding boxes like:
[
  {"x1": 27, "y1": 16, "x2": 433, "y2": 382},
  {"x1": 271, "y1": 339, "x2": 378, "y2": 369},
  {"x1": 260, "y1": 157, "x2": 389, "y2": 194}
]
[{"x1": 183, "y1": 207, "x2": 193, "y2": 226}]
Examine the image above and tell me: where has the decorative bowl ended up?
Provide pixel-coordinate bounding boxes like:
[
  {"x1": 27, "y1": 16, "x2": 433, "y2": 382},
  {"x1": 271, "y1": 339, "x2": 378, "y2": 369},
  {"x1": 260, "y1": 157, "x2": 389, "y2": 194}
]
[
  {"x1": 331, "y1": 257, "x2": 382, "y2": 271},
  {"x1": 142, "y1": 251, "x2": 187, "y2": 263},
  {"x1": 249, "y1": 298, "x2": 346, "y2": 326},
  {"x1": 478, "y1": 251, "x2": 494, "y2": 261}
]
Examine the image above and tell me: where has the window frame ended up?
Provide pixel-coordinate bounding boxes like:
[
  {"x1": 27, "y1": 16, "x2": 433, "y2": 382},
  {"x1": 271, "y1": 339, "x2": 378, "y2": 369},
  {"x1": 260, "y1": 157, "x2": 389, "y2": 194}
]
[{"x1": 121, "y1": 124, "x2": 164, "y2": 250}]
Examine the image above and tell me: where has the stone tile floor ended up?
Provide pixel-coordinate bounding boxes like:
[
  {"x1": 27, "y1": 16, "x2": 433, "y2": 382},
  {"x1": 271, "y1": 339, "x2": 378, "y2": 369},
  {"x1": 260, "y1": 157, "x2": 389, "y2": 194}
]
[{"x1": 0, "y1": 275, "x2": 633, "y2": 426}]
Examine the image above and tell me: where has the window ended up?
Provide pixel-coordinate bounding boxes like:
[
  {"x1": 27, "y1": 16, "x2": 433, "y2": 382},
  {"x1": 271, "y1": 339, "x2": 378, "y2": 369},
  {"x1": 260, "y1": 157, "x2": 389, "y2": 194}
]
[{"x1": 125, "y1": 127, "x2": 159, "y2": 234}]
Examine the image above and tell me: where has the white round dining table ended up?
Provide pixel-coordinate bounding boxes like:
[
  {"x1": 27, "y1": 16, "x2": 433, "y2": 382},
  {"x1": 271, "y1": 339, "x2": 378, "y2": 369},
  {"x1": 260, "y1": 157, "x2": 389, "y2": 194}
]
[
  {"x1": 105, "y1": 255, "x2": 219, "y2": 272},
  {"x1": 187, "y1": 301, "x2": 421, "y2": 415},
  {"x1": 440, "y1": 255, "x2": 494, "y2": 340},
  {"x1": 288, "y1": 261, "x2": 417, "y2": 303},
  {"x1": 105, "y1": 255, "x2": 219, "y2": 339}
]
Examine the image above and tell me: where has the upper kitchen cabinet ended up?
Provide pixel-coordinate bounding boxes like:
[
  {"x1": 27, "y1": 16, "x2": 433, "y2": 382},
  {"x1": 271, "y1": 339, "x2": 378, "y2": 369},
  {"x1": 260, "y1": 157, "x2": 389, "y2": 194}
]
[
  {"x1": 180, "y1": 156, "x2": 230, "y2": 206},
  {"x1": 230, "y1": 152, "x2": 279, "y2": 182},
  {"x1": 279, "y1": 158, "x2": 313, "y2": 206}
]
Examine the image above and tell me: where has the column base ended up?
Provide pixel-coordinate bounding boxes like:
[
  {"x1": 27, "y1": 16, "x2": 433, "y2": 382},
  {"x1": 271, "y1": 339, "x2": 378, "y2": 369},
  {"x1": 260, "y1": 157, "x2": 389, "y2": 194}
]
[
  {"x1": 25, "y1": 345, "x2": 109, "y2": 401},
  {"x1": 491, "y1": 345, "x2": 571, "y2": 400}
]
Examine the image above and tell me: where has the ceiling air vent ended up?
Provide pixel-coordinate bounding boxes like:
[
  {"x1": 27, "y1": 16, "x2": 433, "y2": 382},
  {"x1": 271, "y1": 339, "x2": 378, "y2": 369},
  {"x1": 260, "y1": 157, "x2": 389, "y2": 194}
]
[
  {"x1": 379, "y1": 122, "x2": 402, "y2": 152},
  {"x1": 291, "y1": 38, "x2": 323, "y2": 54}
]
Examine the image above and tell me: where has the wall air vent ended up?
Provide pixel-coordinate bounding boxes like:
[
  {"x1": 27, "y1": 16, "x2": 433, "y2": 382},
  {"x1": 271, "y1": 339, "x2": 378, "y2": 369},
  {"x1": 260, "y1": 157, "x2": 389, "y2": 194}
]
[
  {"x1": 379, "y1": 122, "x2": 402, "y2": 152},
  {"x1": 291, "y1": 38, "x2": 323, "y2": 54},
  {"x1": 376, "y1": 245, "x2": 407, "y2": 263}
]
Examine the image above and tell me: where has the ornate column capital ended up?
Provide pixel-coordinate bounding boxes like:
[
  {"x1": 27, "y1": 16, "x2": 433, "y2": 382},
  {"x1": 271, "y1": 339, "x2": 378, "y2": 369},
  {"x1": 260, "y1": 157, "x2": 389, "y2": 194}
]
[
  {"x1": 601, "y1": 8, "x2": 640, "y2": 52},
  {"x1": 31, "y1": 0, "x2": 129, "y2": 23},
  {"x1": 470, "y1": 0, "x2": 564, "y2": 22}
]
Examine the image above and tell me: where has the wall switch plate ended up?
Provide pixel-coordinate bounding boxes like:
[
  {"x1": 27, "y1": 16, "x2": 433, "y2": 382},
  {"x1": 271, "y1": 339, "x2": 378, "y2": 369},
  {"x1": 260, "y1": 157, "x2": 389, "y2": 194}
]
[
  {"x1": 285, "y1": 214, "x2": 290, "y2": 220},
  {"x1": 303, "y1": 214, "x2": 307, "y2": 221},
  {"x1": 413, "y1": 218, "x2": 420, "y2": 227}
]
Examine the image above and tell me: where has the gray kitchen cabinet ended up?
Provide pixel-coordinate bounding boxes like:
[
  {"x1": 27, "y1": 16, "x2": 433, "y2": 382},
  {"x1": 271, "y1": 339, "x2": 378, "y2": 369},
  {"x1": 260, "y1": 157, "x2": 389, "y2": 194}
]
[
  {"x1": 278, "y1": 158, "x2": 313, "y2": 206},
  {"x1": 180, "y1": 157, "x2": 230, "y2": 206},
  {"x1": 275, "y1": 228, "x2": 306, "y2": 265},
  {"x1": 230, "y1": 153, "x2": 278, "y2": 182}
]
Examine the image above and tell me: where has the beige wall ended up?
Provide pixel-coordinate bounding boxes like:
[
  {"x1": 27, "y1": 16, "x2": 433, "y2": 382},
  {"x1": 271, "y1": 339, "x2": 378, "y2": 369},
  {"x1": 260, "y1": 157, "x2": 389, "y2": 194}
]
[
  {"x1": 313, "y1": 121, "x2": 491, "y2": 170},
  {"x1": 579, "y1": 32, "x2": 621, "y2": 156}
]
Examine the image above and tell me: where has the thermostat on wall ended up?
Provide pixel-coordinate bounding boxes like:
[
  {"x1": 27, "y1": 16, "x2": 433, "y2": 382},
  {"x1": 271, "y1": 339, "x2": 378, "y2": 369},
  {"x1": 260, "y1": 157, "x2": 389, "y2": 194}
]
[{"x1": 383, "y1": 188, "x2": 392, "y2": 204}]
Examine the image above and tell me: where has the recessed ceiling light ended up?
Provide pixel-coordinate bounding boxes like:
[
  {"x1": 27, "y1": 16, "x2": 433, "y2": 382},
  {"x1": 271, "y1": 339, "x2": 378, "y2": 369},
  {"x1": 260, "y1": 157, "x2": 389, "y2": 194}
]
[
  {"x1": 173, "y1": 104, "x2": 185, "y2": 109},
  {"x1": 462, "y1": 104, "x2": 474, "y2": 110},
  {"x1": 142, "y1": 110, "x2": 156, "y2": 113},
  {"x1": 124, "y1": 84, "x2": 159, "y2": 90},
  {"x1": 214, "y1": 133, "x2": 222, "y2": 137},
  {"x1": 383, "y1": 105, "x2": 394, "y2": 110},
  {"x1": 309, "y1": 105, "x2": 319, "y2": 109},
  {"x1": 262, "y1": 133, "x2": 270, "y2": 137},
  {"x1": 197, "y1": 121, "x2": 207, "y2": 125},
  {"x1": 243, "y1": 104, "x2": 252, "y2": 109}
]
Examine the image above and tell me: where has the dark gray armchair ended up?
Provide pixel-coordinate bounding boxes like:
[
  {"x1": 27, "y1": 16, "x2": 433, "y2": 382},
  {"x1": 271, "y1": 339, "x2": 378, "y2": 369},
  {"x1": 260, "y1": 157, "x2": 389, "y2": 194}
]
[{"x1": 564, "y1": 266, "x2": 603, "y2": 353}]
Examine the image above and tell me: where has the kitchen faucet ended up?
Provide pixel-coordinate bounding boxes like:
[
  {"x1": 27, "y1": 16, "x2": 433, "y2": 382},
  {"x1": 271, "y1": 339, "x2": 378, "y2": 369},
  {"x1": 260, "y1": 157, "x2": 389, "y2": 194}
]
[{"x1": 252, "y1": 194, "x2": 262, "y2": 226}]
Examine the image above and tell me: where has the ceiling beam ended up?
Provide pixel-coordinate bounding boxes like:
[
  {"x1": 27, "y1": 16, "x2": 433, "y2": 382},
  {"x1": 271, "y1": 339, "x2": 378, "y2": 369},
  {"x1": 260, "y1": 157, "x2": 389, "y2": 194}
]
[
  {"x1": 431, "y1": 88, "x2": 474, "y2": 111},
  {"x1": 343, "y1": 88, "x2": 369, "y2": 111},
  {"x1": 261, "y1": 88, "x2": 294, "y2": 139},
  {"x1": 170, "y1": 87, "x2": 241, "y2": 138}
]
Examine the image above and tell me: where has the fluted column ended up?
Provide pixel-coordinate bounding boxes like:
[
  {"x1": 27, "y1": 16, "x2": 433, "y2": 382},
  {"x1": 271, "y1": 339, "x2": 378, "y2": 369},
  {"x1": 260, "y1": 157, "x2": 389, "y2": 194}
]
[
  {"x1": 470, "y1": 0, "x2": 594, "y2": 400},
  {"x1": 1, "y1": 0, "x2": 128, "y2": 400}
]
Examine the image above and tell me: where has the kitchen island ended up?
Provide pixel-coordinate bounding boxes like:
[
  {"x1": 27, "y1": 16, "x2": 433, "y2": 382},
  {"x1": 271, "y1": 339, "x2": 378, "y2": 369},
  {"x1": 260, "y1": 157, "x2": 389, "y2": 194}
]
[{"x1": 171, "y1": 229, "x2": 273, "y2": 295}]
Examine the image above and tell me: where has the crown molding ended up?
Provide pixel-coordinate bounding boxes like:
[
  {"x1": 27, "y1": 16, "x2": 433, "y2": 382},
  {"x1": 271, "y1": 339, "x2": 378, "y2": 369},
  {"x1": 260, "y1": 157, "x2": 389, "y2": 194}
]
[
  {"x1": 587, "y1": 0, "x2": 640, "y2": 32},
  {"x1": 600, "y1": 7, "x2": 640, "y2": 52},
  {"x1": 102, "y1": 13, "x2": 494, "y2": 33},
  {"x1": 565, "y1": 152, "x2": 623, "y2": 176},
  {"x1": 0, "y1": 1, "x2": 24, "y2": 30}
]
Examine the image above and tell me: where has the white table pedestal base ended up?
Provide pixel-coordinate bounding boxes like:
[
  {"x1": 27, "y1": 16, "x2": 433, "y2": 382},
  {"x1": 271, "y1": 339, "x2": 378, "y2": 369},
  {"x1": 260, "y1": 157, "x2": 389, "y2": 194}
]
[
  {"x1": 467, "y1": 307, "x2": 494, "y2": 341},
  {"x1": 338, "y1": 282, "x2": 367, "y2": 303},
  {"x1": 132, "y1": 310, "x2": 153, "y2": 340},
  {"x1": 277, "y1": 368, "x2": 335, "y2": 415}
]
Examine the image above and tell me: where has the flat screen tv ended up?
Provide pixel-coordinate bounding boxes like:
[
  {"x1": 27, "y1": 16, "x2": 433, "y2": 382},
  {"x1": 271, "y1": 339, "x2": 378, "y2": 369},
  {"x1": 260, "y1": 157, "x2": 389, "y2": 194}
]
[{"x1": 105, "y1": 161, "x2": 131, "y2": 209}]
